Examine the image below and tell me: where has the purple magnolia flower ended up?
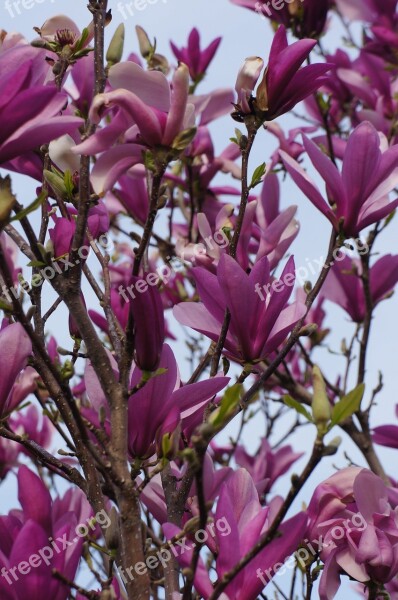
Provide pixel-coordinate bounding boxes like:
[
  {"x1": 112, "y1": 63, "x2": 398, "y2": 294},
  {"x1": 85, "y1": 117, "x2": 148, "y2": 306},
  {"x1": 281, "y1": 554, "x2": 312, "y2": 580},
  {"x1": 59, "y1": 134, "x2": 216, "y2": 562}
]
[
  {"x1": 235, "y1": 26, "x2": 331, "y2": 120},
  {"x1": 163, "y1": 469, "x2": 308, "y2": 600},
  {"x1": 281, "y1": 122, "x2": 398, "y2": 237},
  {"x1": 128, "y1": 345, "x2": 229, "y2": 457},
  {"x1": 308, "y1": 468, "x2": 398, "y2": 599},
  {"x1": 334, "y1": 0, "x2": 396, "y2": 23},
  {"x1": 49, "y1": 201, "x2": 110, "y2": 258},
  {"x1": 231, "y1": 0, "x2": 331, "y2": 38},
  {"x1": 235, "y1": 439, "x2": 303, "y2": 497},
  {"x1": 140, "y1": 452, "x2": 231, "y2": 525},
  {"x1": 0, "y1": 45, "x2": 83, "y2": 167},
  {"x1": 0, "y1": 323, "x2": 32, "y2": 418},
  {"x1": 322, "y1": 254, "x2": 398, "y2": 322},
  {"x1": 170, "y1": 28, "x2": 221, "y2": 83},
  {"x1": 0, "y1": 466, "x2": 92, "y2": 600},
  {"x1": 174, "y1": 254, "x2": 306, "y2": 363},
  {"x1": 84, "y1": 344, "x2": 229, "y2": 459},
  {"x1": 254, "y1": 173, "x2": 299, "y2": 270},
  {"x1": 373, "y1": 405, "x2": 398, "y2": 450},
  {"x1": 0, "y1": 405, "x2": 52, "y2": 480}
]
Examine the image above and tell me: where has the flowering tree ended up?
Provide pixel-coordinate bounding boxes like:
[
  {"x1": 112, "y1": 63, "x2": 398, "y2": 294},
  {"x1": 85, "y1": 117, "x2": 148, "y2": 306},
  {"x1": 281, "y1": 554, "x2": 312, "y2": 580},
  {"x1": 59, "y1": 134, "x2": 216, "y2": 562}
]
[{"x1": 2, "y1": 1, "x2": 398, "y2": 599}]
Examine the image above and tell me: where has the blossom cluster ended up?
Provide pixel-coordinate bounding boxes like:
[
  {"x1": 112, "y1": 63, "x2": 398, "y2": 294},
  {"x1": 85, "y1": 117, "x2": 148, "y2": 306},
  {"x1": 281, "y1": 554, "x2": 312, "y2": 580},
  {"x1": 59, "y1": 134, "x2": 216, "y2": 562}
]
[{"x1": 1, "y1": 2, "x2": 398, "y2": 600}]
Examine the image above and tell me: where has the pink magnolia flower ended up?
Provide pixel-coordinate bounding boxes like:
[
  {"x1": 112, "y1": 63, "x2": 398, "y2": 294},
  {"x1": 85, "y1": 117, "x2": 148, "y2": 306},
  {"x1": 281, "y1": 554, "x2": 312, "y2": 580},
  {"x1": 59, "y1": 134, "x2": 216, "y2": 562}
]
[
  {"x1": 235, "y1": 439, "x2": 303, "y2": 497},
  {"x1": 49, "y1": 201, "x2": 110, "y2": 258},
  {"x1": 0, "y1": 466, "x2": 92, "y2": 600},
  {"x1": 163, "y1": 469, "x2": 308, "y2": 600},
  {"x1": 73, "y1": 61, "x2": 195, "y2": 194},
  {"x1": 127, "y1": 345, "x2": 229, "y2": 457},
  {"x1": 84, "y1": 344, "x2": 229, "y2": 459},
  {"x1": 308, "y1": 468, "x2": 398, "y2": 599},
  {"x1": 0, "y1": 323, "x2": 32, "y2": 418},
  {"x1": 231, "y1": 0, "x2": 331, "y2": 38},
  {"x1": 281, "y1": 122, "x2": 398, "y2": 237},
  {"x1": 235, "y1": 26, "x2": 331, "y2": 120},
  {"x1": 170, "y1": 28, "x2": 221, "y2": 83},
  {"x1": 174, "y1": 254, "x2": 306, "y2": 363},
  {"x1": 0, "y1": 44, "x2": 83, "y2": 167},
  {"x1": 334, "y1": 0, "x2": 396, "y2": 23},
  {"x1": 322, "y1": 254, "x2": 398, "y2": 322},
  {"x1": 140, "y1": 453, "x2": 231, "y2": 525},
  {"x1": 373, "y1": 405, "x2": 398, "y2": 450}
]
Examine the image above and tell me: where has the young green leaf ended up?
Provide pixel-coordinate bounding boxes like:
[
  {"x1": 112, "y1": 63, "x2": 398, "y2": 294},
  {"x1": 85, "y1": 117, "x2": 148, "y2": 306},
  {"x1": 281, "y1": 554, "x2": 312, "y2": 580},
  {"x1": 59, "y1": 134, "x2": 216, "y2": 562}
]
[
  {"x1": 209, "y1": 384, "x2": 242, "y2": 429},
  {"x1": 330, "y1": 383, "x2": 365, "y2": 428},
  {"x1": 250, "y1": 162, "x2": 266, "y2": 189},
  {"x1": 283, "y1": 395, "x2": 313, "y2": 422}
]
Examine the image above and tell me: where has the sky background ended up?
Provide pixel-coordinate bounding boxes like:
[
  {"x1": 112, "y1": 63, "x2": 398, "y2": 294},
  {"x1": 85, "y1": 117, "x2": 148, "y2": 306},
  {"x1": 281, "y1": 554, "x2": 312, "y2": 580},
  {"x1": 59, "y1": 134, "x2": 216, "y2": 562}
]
[{"x1": 1, "y1": 1, "x2": 398, "y2": 597}]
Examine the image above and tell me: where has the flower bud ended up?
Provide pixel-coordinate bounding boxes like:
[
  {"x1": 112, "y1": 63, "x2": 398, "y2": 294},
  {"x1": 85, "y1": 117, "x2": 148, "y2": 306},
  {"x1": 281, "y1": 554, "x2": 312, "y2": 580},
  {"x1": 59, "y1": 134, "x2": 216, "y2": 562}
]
[
  {"x1": 106, "y1": 23, "x2": 125, "y2": 67},
  {"x1": 235, "y1": 56, "x2": 264, "y2": 111},
  {"x1": 135, "y1": 25, "x2": 153, "y2": 59},
  {"x1": 312, "y1": 365, "x2": 331, "y2": 435}
]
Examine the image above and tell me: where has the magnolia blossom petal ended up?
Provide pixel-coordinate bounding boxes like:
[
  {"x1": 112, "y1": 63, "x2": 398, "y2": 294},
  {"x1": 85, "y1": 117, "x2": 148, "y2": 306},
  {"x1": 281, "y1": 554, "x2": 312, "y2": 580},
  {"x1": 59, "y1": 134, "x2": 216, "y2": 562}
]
[{"x1": 109, "y1": 61, "x2": 171, "y2": 112}]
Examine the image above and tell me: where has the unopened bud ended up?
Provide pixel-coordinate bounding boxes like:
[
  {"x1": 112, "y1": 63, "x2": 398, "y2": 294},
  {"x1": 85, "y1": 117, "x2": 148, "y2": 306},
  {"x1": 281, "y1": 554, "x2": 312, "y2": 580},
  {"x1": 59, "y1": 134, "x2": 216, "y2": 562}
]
[
  {"x1": 106, "y1": 23, "x2": 124, "y2": 67},
  {"x1": 312, "y1": 365, "x2": 331, "y2": 435},
  {"x1": 324, "y1": 436, "x2": 342, "y2": 456},
  {"x1": 44, "y1": 169, "x2": 67, "y2": 200},
  {"x1": 135, "y1": 25, "x2": 152, "y2": 58}
]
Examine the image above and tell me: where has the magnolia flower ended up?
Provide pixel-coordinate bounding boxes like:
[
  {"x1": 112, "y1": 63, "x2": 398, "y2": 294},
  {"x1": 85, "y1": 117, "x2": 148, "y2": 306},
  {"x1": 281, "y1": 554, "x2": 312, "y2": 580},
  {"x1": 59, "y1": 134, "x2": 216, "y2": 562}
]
[
  {"x1": 231, "y1": 0, "x2": 331, "y2": 39},
  {"x1": 0, "y1": 45, "x2": 83, "y2": 167},
  {"x1": 174, "y1": 254, "x2": 306, "y2": 363},
  {"x1": 281, "y1": 122, "x2": 398, "y2": 237},
  {"x1": 322, "y1": 254, "x2": 398, "y2": 322},
  {"x1": 308, "y1": 468, "x2": 398, "y2": 599},
  {"x1": 73, "y1": 61, "x2": 195, "y2": 194},
  {"x1": 84, "y1": 345, "x2": 229, "y2": 459},
  {"x1": 235, "y1": 26, "x2": 331, "y2": 120},
  {"x1": 170, "y1": 28, "x2": 221, "y2": 82},
  {"x1": 235, "y1": 439, "x2": 303, "y2": 497},
  {"x1": 0, "y1": 466, "x2": 92, "y2": 600},
  {"x1": 0, "y1": 323, "x2": 32, "y2": 418},
  {"x1": 163, "y1": 469, "x2": 308, "y2": 600}
]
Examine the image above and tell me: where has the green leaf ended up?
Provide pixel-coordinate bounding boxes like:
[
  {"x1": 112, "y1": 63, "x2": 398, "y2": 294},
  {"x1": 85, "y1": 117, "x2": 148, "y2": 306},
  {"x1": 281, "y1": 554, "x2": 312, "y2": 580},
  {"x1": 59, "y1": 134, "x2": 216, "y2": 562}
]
[
  {"x1": 209, "y1": 384, "x2": 242, "y2": 429},
  {"x1": 0, "y1": 175, "x2": 16, "y2": 226},
  {"x1": 283, "y1": 395, "x2": 313, "y2": 422},
  {"x1": 73, "y1": 27, "x2": 89, "y2": 53},
  {"x1": 330, "y1": 384, "x2": 365, "y2": 428},
  {"x1": 10, "y1": 190, "x2": 47, "y2": 222},
  {"x1": 250, "y1": 162, "x2": 266, "y2": 189},
  {"x1": 384, "y1": 209, "x2": 396, "y2": 228}
]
